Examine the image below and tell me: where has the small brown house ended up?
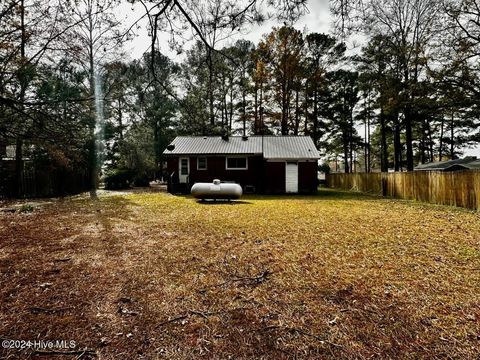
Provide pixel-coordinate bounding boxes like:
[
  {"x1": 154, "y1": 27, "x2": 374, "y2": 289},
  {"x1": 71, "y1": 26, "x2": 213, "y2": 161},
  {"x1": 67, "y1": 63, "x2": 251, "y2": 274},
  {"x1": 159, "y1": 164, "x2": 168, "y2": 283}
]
[{"x1": 163, "y1": 136, "x2": 319, "y2": 194}]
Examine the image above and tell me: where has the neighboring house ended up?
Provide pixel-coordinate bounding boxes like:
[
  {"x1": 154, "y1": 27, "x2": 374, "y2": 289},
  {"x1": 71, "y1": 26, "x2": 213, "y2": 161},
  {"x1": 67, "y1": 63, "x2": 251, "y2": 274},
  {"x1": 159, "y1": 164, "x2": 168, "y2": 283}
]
[
  {"x1": 0, "y1": 143, "x2": 26, "y2": 198},
  {"x1": 163, "y1": 135, "x2": 319, "y2": 194},
  {"x1": 1, "y1": 144, "x2": 17, "y2": 161},
  {"x1": 414, "y1": 156, "x2": 480, "y2": 172}
]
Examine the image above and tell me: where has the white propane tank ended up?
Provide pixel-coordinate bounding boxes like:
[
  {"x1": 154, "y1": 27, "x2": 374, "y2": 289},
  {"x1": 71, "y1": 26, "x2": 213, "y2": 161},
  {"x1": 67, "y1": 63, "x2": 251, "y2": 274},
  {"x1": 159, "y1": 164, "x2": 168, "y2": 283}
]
[{"x1": 191, "y1": 179, "x2": 243, "y2": 200}]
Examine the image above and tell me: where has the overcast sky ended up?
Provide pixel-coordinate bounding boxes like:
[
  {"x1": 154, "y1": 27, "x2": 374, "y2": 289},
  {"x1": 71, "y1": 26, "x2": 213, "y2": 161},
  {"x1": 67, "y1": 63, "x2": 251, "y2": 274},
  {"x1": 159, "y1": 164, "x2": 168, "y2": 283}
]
[{"x1": 120, "y1": 0, "x2": 332, "y2": 61}]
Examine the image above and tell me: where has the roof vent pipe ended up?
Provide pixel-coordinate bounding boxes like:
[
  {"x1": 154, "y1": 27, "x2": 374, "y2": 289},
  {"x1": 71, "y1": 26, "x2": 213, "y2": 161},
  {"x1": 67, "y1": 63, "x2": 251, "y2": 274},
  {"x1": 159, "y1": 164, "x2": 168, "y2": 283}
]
[
  {"x1": 242, "y1": 136, "x2": 248, "y2": 141},
  {"x1": 221, "y1": 135, "x2": 229, "y2": 141}
]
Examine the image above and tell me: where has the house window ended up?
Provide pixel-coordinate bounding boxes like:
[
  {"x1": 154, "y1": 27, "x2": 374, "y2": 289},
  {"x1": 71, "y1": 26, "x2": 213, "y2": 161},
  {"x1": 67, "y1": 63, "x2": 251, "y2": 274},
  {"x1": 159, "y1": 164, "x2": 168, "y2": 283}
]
[
  {"x1": 180, "y1": 158, "x2": 189, "y2": 175},
  {"x1": 226, "y1": 157, "x2": 248, "y2": 170},
  {"x1": 197, "y1": 157, "x2": 207, "y2": 170},
  {"x1": 5, "y1": 145, "x2": 16, "y2": 159}
]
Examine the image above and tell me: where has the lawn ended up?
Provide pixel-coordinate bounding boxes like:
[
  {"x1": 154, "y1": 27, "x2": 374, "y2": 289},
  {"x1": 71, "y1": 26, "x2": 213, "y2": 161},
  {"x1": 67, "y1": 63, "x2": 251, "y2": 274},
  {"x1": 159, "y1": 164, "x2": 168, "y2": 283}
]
[{"x1": 1, "y1": 189, "x2": 479, "y2": 359}]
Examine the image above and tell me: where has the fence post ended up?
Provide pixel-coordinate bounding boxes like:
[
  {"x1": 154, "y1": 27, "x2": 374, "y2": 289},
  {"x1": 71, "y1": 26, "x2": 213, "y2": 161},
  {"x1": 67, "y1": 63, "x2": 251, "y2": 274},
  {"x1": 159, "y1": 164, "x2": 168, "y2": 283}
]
[{"x1": 381, "y1": 173, "x2": 386, "y2": 197}]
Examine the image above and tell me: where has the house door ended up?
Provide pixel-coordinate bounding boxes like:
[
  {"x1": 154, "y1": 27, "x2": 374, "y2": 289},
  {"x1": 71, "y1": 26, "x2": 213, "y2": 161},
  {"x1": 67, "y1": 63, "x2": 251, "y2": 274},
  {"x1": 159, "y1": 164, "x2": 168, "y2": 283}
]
[
  {"x1": 285, "y1": 162, "x2": 298, "y2": 193},
  {"x1": 179, "y1": 157, "x2": 189, "y2": 184}
]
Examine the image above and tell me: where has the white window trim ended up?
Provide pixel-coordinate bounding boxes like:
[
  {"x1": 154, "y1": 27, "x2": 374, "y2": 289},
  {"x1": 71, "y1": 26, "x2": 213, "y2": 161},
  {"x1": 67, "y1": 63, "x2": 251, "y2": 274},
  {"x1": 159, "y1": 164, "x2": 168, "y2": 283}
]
[
  {"x1": 197, "y1": 157, "x2": 207, "y2": 170},
  {"x1": 225, "y1": 156, "x2": 248, "y2": 170},
  {"x1": 179, "y1": 157, "x2": 189, "y2": 176}
]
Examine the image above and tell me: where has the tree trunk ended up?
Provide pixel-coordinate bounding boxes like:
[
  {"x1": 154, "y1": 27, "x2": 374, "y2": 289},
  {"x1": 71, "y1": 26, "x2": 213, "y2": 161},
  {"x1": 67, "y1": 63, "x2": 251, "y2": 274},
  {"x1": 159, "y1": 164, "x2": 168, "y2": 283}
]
[
  {"x1": 367, "y1": 104, "x2": 371, "y2": 173},
  {"x1": 208, "y1": 50, "x2": 215, "y2": 127},
  {"x1": 118, "y1": 98, "x2": 123, "y2": 140},
  {"x1": 450, "y1": 111, "x2": 455, "y2": 159},
  {"x1": 364, "y1": 118, "x2": 368, "y2": 173},
  {"x1": 154, "y1": 121, "x2": 160, "y2": 180},
  {"x1": 364, "y1": 93, "x2": 368, "y2": 172},
  {"x1": 439, "y1": 116, "x2": 444, "y2": 161},
  {"x1": 349, "y1": 109, "x2": 354, "y2": 173},
  {"x1": 88, "y1": 8, "x2": 97, "y2": 199},
  {"x1": 294, "y1": 89, "x2": 299, "y2": 135},
  {"x1": 394, "y1": 121, "x2": 401, "y2": 171},
  {"x1": 313, "y1": 87, "x2": 318, "y2": 146},
  {"x1": 420, "y1": 118, "x2": 427, "y2": 164},
  {"x1": 220, "y1": 79, "x2": 225, "y2": 130},
  {"x1": 304, "y1": 82, "x2": 309, "y2": 135},
  {"x1": 259, "y1": 81, "x2": 264, "y2": 134},
  {"x1": 427, "y1": 120, "x2": 434, "y2": 163},
  {"x1": 400, "y1": 145, "x2": 403, "y2": 172},
  {"x1": 404, "y1": 62, "x2": 416, "y2": 171},
  {"x1": 343, "y1": 139, "x2": 350, "y2": 174},
  {"x1": 14, "y1": 139, "x2": 23, "y2": 198},
  {"x1": 404, "y1": 105, "x2": 414, "y2": 171},
  {"x1": 242, "y1": 85, "x2": 246, "y2": 136},
  {"x1": 254, "y1": 81, "x2": 259, "y2": 134},
  {"x1": 229, "y1": 76, "x2": 233, "y2": 132},
  {"x1": 14, "y1": 0, "x2": 26, "y2": 198},
  {"x1": 380, "y1": 106, "x2": 388, "y2": 172},
  {"x1": 281, "y1": 78, "x2": 288, "y2": 135}
]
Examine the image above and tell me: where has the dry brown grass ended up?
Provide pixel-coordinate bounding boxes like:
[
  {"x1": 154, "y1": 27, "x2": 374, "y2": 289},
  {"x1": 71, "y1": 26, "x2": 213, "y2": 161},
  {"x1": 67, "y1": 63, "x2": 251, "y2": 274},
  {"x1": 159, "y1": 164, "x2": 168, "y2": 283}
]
[{"x1": 1, "y1": 189, "x2": 479, "y2": 359}]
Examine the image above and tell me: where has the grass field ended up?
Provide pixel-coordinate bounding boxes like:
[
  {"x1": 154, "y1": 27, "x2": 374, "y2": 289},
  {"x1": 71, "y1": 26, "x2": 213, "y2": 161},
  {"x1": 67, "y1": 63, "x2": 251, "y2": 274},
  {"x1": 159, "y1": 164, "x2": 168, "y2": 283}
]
[{"x1": 1, "y1": 189, "x2": 479, "y2": 359}]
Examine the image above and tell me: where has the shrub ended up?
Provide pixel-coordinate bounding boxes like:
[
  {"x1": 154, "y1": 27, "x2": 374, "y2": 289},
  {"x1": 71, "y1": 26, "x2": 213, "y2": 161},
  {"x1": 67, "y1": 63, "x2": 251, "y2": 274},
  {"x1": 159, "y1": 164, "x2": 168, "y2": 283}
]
[
  {"x1": 104, "y1": 168, "x2": 134, "y2": 190},
  {"x1": 318, "y1": 162, "x2": 331, "y2": 175},
  {"x1": 133, "y1": 173, "x2": 150, "y2": 187},
  {"x1": 19, "y1": 204, "x2": 35, "y2": 213}
]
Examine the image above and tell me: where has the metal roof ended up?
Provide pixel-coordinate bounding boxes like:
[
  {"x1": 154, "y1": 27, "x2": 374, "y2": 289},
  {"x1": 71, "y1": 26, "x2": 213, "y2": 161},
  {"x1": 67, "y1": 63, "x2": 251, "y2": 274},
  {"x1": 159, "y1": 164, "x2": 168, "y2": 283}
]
[
  {"x1": 414, "y1": 156, "x2": 479, "y2": 171},
  {"x1": 262, "y1": 136, "x2": 319, "y2": 159},
  {"x1": 163, "y1": 136, "x2": 319, "y2": 160},
  {"x1": 465, "y1": 160, "x2": 480, "y2": 170}
]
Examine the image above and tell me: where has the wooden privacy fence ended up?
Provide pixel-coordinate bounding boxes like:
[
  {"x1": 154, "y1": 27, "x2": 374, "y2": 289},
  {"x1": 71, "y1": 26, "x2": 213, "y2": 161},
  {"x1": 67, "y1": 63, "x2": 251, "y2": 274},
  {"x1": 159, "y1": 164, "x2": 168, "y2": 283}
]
[{"x1": 327, "y1": 171, "x2": 480, "y2": 210}]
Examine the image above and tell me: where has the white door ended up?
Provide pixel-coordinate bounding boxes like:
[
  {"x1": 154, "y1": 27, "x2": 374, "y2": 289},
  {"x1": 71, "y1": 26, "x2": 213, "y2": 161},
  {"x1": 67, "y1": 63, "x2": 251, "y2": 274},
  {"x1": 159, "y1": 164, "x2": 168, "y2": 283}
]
[
  {"x1": 179, "y1": 157, "x2": 189, "y2": 183},
  {"x1": 285, "y1": 162, "x2": 298, "y2": 193}
]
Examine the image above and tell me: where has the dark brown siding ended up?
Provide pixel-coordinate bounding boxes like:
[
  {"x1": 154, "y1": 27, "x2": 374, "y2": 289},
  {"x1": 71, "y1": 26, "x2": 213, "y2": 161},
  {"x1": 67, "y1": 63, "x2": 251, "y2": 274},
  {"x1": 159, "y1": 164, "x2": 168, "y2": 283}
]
[
  {"x1": 298, "y1": 161, "x2": 318, "y2": 193},
  {"x1": 190, "y1": 156, "x2": 263, "y2": 190},
  {"x1": 166, "y1": 157, "x2": 179, "y2": 178},
  {"x1": 166, "y1": 156, "x2": 317, "y2": 194},
  {"x1": 167, "y1": 155, "x2": 263, "y2": 191},
  {"x1": 264, "y1": 162, "x2": 285, "y2": 194}
]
